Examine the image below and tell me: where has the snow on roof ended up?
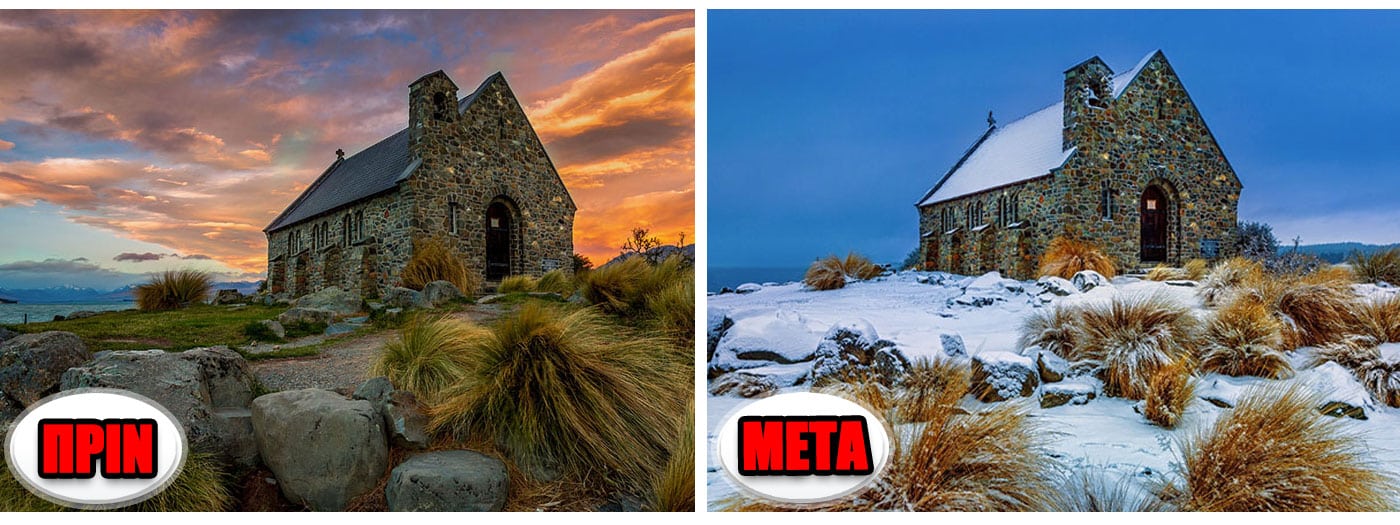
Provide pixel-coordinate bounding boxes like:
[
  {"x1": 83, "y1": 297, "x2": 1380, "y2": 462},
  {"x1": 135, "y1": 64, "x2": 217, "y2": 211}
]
[{"x1": 917, "y1": 51, "x2": 1158, "y2": 207}]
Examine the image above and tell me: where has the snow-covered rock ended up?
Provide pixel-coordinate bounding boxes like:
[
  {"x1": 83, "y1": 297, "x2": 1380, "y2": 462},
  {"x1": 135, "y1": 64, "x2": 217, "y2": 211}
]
[
  {"x1": 709, "y1": 309, "x2": 823, "y2": 375},
  {"x1": 970, "y1": 351, "x2": 1039, "y2": 402},
  {"x1": 706, "y1": 310, "x2": 734, "y2": 362},
  {"x1": 1034, "y1": 348, "x2": 1071, "y2": 383},
  {"x1": 735, "y1": 283, "x2": 762, "y2": 294},
  {"x1": 1035, "y1": 276, "x2": 1078, "y2": 298},
  {"x1": 939, "y1": 332, "x2": 967, "y2": 358},
  {"x1": 709, "y1": 371, "x2": 779, "y2": 398},
  {"x1": 1071, "y1": 270, "x2": 1111, "y2": 292},
  {"x1": 1303, "y1": 362, "x2": 1374, "y2": 420},
  {"x1": 1040, "y1": 379, "x2": 1098, "y2": 408},
  {"x1": 809, "y1": 320, "x2": 909, "y2": 387}
]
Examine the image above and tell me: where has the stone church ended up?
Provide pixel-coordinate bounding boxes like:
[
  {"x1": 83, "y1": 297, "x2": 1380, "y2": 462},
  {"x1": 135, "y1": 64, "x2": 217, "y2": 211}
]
[
  {"x1": 916, "y1": 50, "x2": 1241, "y2": 279},
  {"x1": 264, "y1": 70, "x2": 576, "y2": 298}
]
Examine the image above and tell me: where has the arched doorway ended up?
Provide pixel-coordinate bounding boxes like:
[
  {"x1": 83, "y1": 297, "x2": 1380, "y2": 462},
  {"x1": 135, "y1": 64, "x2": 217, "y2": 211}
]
[
  {"x1": 1140, "y1": 185, "x2": 1169, "y2": 262},
  {"x1": 485, "y1": 201, "x2": 513, "y2": 280}
]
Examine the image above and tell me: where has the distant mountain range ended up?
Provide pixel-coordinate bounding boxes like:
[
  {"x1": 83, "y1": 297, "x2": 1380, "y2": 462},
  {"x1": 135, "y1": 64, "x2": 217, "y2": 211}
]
[
  {"x1": 0, "y1": 281, "x2": 261, "y2": 304},
  {"x1": 1282, "y1": 242, "x2": 1400, "y2": 263}
]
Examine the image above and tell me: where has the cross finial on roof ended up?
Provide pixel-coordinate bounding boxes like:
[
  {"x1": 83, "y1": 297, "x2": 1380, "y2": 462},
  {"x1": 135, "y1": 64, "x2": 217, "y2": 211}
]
[
  {"x1": 987, "y1": 110, "x2": 996, "y2": 128},
  {"x1": 335, "y1": 148, "x2": 345, "y2": 160}
]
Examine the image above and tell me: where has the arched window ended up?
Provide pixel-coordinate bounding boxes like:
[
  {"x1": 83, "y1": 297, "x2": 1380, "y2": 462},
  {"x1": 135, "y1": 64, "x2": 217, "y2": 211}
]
[
  {"x1": 355, "y1": 210, "x2": 364, "y2": 241},
  {"x1": 449, "y1": 203, "x2": 460, "y2": 234},
  {"x1": 432, "y1": 92, "x2": 450, "y2": 121},
  {"x1": 341, "y1": 215, "x2": 350, "y2": 246},
  {"x1": 1010, "y1": 193, "x2": 1021, "y2": 224},
  {"x1": 965, "y1": 204, "x2": 973, "y2": 229},
  {"x1": 996, "y1": 195, "x2": 1007, "y2": 227},
  {"x1": 1100, "y1": 181, "x2": 1114, "y2": 220}
]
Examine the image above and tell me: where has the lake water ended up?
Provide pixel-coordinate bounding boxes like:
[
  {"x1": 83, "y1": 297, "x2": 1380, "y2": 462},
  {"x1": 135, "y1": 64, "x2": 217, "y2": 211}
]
[
  {"x1": 707, "y1": 267, "x2": 805, "y2": 293},
  {"x1": 0, "y1": 302, "x2": 134, "y2": 325}
]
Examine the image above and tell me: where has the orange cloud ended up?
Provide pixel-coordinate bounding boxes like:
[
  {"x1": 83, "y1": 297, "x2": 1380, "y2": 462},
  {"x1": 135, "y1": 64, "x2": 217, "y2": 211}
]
[{"x1": 0, "y1": 138, "x2": 14, "y2": 151}]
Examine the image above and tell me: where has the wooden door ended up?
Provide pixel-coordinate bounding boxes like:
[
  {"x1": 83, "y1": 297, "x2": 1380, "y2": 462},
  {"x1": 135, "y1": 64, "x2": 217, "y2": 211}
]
[
  {"x1": 1140, "y1": 186, "x2": 1168, "y2": 262},
  {"x1": 486, "y1": 202, "x2": 512, "y2": 280}
]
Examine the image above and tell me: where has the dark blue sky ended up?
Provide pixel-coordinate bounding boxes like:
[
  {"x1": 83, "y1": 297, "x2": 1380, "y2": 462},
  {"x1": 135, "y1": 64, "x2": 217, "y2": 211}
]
[{"x1": 709, "y1": 10, "x2": 1400, "y2": 269}]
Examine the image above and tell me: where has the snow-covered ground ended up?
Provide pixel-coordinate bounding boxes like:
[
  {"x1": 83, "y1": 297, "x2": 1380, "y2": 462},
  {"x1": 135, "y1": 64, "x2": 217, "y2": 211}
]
[{"x1": 705, "y1": 271, "x2": 1400, "y2": 510}]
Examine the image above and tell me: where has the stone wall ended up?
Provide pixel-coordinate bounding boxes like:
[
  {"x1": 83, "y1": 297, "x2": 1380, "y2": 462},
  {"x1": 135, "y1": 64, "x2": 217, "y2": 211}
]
[
  {"x1": 266, "y1": 191, "x2": 412, "y2": 299},
  {"x1": 918, "y1": 52, "x2": 1241, "y2": 279}
]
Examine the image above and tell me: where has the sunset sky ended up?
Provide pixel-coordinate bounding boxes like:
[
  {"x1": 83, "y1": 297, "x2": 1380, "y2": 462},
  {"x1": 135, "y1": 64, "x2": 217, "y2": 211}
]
[{"x1": 0, "y1": 10, "x2": 694, "y2": 289}]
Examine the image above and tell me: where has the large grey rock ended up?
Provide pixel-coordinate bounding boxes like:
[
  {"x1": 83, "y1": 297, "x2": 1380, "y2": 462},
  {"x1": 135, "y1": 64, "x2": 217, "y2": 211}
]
[
  {"x1": 386, "y1": 451, "x2": 508, "y2": 512},
  {"x1": 278, "y1": 307, "x2": 335, "y2": 327},
  {"x1": 1, "y1": 331, "x2": 90, "y2": 406},
  {"x1": 1071, "y1": 270, "x2": 1111, "y2": 292},
  {"x1": 384, "y1": 287, "x2": 430, "y2": 309},
  {"x1": 706, "y1": 311, "x2": 734, "y2": 362},
  {"x1": 1040, "y1": 381, "x2": 1098, "y2": 409},
  {"x1": 212, "y1": 289, "x2": 245, "y2": 305},
  {"x1": 252, "y1": 389, "x2": 388, "y2": 511},
  {"x1": 970, "y1": 351, "x2": 1039, "y2": 402},
  {"x1": 353, "y1": 377, "x2": 429, "y2": 449},
  {"x1": 60, "y1": 348, "x2": 258, "y2": 467},
  {"x1": 809, "y1": 320, "x2": 910, "y2": 387},
  {"x1": 258, "y1": 319, "x2": 286, "y2": 339},
  {"x1": 422, "y1": 280, "x2": 464, "y2": 307},
  {"x1": 353, "y1": 376, "x2": 394, "y2": 404},
  {"x1": 293, "y1": 286, "x2": 362, "y2": 315}
]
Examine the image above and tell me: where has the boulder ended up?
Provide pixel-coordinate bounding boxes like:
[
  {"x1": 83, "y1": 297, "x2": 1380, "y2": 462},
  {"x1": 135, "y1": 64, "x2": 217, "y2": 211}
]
[
  {"x1": 708, "y1": 371, "x2": 779, "y2": 398},
  {"x1": 386, "y1": 450, "x2": 508, "y2": 512},
  {"x1": 735, "y1": 283, "x2": 762, "y2": 294},
  {"x1": 939, "y1": 332, "x2": 967, "y2": 358},
  {"x1": 258, "y1": 319, "x2": 287, "y2": 340},
  {"x1": 278, "y1": 307, "x2": 335, "y2": 327},
  {"x1": 970, "y1": 351, "x2": 1039, "y2": 402},
  {"x1": 1040, "y1": 380, "x2": 1098, "y2": 408},
  {"x1": 352, "y1": 377, "x2": 428, "y2": 449},
  {"x1": 1035, "y1": 349, "x2": 1070, "y2": 383},
  {"x1": 422, "y1": 281, "x2": 465, "y2": 306},
  {"x1": 353, "y1": 376, "x2": 394, "y2": 404},
  {"x1": 213, "y1": 289, "x2": 245, "y2": 305},
  {"x1": 1071, "y1": 270, "x2": 1111, "y2": 292},
  {"x1": 252, "y1": 389, "x2": 388, "y2": 511},
  {"x1": 385, "y1": 287, "x2": 430, "y2": 309},
  {"x1": 61, "y1": 348, "x2": 259, "y2": 468},
  {"x1": 809, "y1": 319, "x2": 909, "y2": 387},
  {"x1": 0, "y1": 331, "x2": 90, "y2": 406},
  {"x1": 293, "y1": 286, "x2": 362, "y2": 315},
  {"x1": 706, "y1": 311, "x2": 734, "y2": 362},
  {"x1": 1035, "y1": 276, "x2": 1079, "y2": 297}
]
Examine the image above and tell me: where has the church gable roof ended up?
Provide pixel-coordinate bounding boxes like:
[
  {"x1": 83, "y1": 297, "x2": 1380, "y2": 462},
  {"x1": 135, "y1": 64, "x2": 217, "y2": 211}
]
[
  {"x1": 264, "y1": 73, "x2": 500, "y2": 233},
  {"x1": 917, "y1": 51, "x2": 1158, "y2": 207}
]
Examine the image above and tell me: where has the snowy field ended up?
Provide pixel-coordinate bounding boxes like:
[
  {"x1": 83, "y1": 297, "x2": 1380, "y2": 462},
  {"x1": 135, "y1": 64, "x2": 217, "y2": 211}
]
[{"x1": 705, "y1": 271, "x2": 1400, "y2": 510}]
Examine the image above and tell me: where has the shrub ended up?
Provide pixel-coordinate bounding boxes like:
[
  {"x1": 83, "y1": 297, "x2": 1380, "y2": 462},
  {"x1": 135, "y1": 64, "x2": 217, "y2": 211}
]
[
  {"x1": 1276, "y1": 280, "x2": 1361, "y2": 348},
  {"x1": 370, "y1": 315, "x2": 485, "y2": 403},
  {"x1": 1045, "y1": 468, "x2": 1173, "y2": 512},
  {"x1": 1, "y1": 452, "x2": 232, "y2": 511},
  {"x1": 891, "y1": 358, "x2": 970, "y2": 424},
  {"x1": 1198, "y1": 257, "x2": 1264, "y2": 307},
  {"x1": 803, "y1": 252, "x2": 883, "y2": 291},
  {"x1": 1350, "y1": 247, "x2": 1400, "y2": 285},
  {"x1": 429, "y1": 305, "x2": 688, "y2": 491},
  {"x1": 135, "y1": 269, "x2": 213, "y2": 311},
  {"x1": 401, "y1": 237, "x2": 480, "y2": 295},
  {"x1": 1228, "y1": 221, "x2": 1279, "y2": 262},
  {"x1": 1267, "y1": 250, "x2": 1325, "y2": 277},
  {"x1": 571, "y1": 253, "x2": 594, "y2": 274},
  {"x1": 242, "y1": 320, "x2": 284, "y2": 342},
  {"x1": 650, "y1": 402, "x2": 694, "y2": 512},
  {"x1": 1145, "y1": 264, "x2": 1185, "y2": 282},
  {"x1": 1178, "y1": 384, "x2": 1394, "y2": 511},
  {"x1": 1038, "y1": 237, "x2": 1115, "y2": 280},
  {"x1": 534, "y1": 269, "x2": 575, "y2": 296},
  {"x1": 1356, "y1": 295, "x2": 1400, "y2": 344},
  {"x1": 282, "y1": 320, "x2": 328, "y2": 339},
  {"x1": 498, "y1": 275, "x2": 537, "y2": 294},
  {"x1": 1200, "y1": 296, "x2": 1291, "y2": 379},
  {"x1": 1183, "y1": 258, "x2": 1209, "y2": 280},
  {"x1": 1143, "y1": 358, "x2": 1195, "y2": 428},
  {"x1": 1016, "y1": 304, "x2": 1079, "y2": 357},
  {"x1": 1068, "y1": 293, "x2": 1199, "y2": 399}
]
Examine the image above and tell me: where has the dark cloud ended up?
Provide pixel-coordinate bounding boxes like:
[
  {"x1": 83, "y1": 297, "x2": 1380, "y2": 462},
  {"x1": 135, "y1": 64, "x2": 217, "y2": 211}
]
[
  {"x1": 113, "y1": 252, "x2": 165, "y2": 262},
  {"x1": 180, "y1": 254, "x2": 213, "y2": 260},
  {"x1": 0, "y1": 257, "x2": 111, "y2": 274}
]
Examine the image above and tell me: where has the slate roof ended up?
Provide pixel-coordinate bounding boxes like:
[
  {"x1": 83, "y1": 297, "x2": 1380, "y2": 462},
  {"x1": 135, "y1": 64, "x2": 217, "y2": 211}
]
[
  {"x1": 264, "y1": 72, "x2": 502, "y2": 233},
  {"x1": 917, "y1": 51, "x2": 1157, "y2": 207}
]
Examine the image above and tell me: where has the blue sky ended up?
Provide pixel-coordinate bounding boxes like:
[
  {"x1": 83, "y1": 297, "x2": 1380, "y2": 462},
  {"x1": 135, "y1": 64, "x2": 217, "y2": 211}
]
[{"x1": 709, "y1": 10, "x2": 1400, "y2": 269}]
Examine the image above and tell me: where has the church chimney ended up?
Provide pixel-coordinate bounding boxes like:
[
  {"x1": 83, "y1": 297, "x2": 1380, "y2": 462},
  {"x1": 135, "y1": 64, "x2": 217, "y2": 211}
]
[
  {"x1": 335, "y1": 148, "x2": 344, "y2": 160},
  {"x1": 408, "y1": 70, "x2": 459, "y2": 158},
  {"x1": 1062, "y1": 56, "x2": 1114, "y2": 152}
]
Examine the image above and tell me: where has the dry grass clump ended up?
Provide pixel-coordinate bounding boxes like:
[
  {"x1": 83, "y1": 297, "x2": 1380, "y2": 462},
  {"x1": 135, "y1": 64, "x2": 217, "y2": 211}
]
[
  {"x1": 649, "y1": 402, "x2": 695, "y2": 512},
  {"x1": 1143, "y1": 358, "x2": 1195, "y2": 428},
  {"x1": 370, "y1": 315, "x2": 485, "y2": 403},
  {"x1": 1178, "y1": 384, "x2": 1394, "y2": 511},
  {"x1": 803, "y1": 252, "x2": 883, "y2": 291},
  {"x1": 1355, "y1": 294, "x2": 1400, "y2": 344},
  {"x1": 648, "y1": 277, "x2": 695, "y2": 347},
  {"x1": 890, "y1": 358, "x2": 971, "y2": 423},
  {"x1": 1200, "y1": 295, "x2": 1291, "y2": 379},
  {"x1": 1145, "y1": 264, "x2": 1186, "y2": 281},
  {"x1": 1312, "y1": 340, "x2": 1400, "y2": 408},
  {"x1": 429, "y1": 304, "x2": 689, "y2": 492},
  {"x1": 1198, "y1": 257, "x2": 1265, "y2": 307},
  {"x1": 1068, "y1": 293, "x2": 1200, "y2": 399},
  {"x1": 1038, "y1": 237, "x2": 1116, "y2": 280},
  {"x1": 401, "y1": 237, "x2": 480, "y2": 294},
  {"x1": 534, "y1": 269, "x2": 575, "y2": 296},
  {"x1": 1350, "y1": 247, "x2": 1400, "y2": 285},
  {"x1": 1183, "y1": 258, "x2": 1209, "y2": 280},
  {"x1": 580, "y1": 255, "x2": 691, "y2": 318},
  {"x1": 1016, "y1": 304, "x2": 1080, "y2": 357},
  {"x1": 1045, "y1": 468, "x2": 1173, "y2": 512},
  {"x1": 497, "y1": 274, "x2": 537, "y2": 294},
  {"x1": 135, "y1": 269, "x2": 213, "y2": 311},
  {"x1": 1275, "y1": 279, "x2": 1361, "y2": 348},
  {"x1": 1, "y1": 452, "x2": 232, "y2": 511}
]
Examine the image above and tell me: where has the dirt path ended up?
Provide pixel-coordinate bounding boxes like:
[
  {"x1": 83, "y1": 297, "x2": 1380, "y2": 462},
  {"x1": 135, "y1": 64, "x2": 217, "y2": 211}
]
[{"x1": 249, "y1": 304, "x2": 509, "y2": 394}]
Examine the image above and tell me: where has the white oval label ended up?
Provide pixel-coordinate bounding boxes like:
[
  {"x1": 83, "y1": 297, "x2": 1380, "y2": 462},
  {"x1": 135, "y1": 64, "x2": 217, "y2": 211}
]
[
  {"x1": 3, "y1": 388, "x2": 188, "y2": 509},
  {"x1": 716, "y1": 391, "x2": 891, "y2": 505}
]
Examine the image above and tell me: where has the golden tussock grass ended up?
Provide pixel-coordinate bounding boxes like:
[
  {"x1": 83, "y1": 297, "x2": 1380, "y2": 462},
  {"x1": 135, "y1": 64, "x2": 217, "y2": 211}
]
[
  {"x1": 1200, "y1": 295, "x2": 1291, "y2": 379},
  {"x1": 1038, "y1": 237, "x2": 1116, "y2": 280},
  {"x1": 135, "y1": 269, "x2": 213, "y2": 311},
  {"x1": 369, "y1": 315, "x2": 485, "y2": 404},
  {"x1": 1016, "y1": 304, "x2": 1080, "y2": 357},
  {"x1": 497, "y1": 275, "x2": 536, "y2": 293},
  {"x1": 1145, "y1": 264, "x2": 1186, "y2": 281},
  {"x1": 580, "y1": 255, "x2": 690, "y2": 318},
  {"x1": 890, "y1": 358, "x2": 970, "y2": 424},
  {"x1": 534, "y1": 269, "x2": 575, "y2": 296},
  {"x1": 1350, "y1": 247, "x2": 1400, "y2": 285},
  {"x1": 1355, "y1": 294, "x2": 1400, "y2": 344},
  {"x1": 1183, "y1": 258, "x2": 1209, "y2": 280},
  {"x1": 648, "y1": 276, "x2": 695, "y2": 347},
  {"x1": 1179, "y1": 384, "x2": 1394, "y2": 511},
  {"x1": 1198, "y1": 257, "x2": 1265, "y2": 307},
  {"x1": 1276, "y1": 279, "x2": 1362, "y2": 348},
  {"x1": 1067, "y1": 293, "x2": 1200, "y2": 399},
  {"x1": 1044, "y1": 468, "x2": 1174, "y2": 512},
  {"x1": 803, "y1": 252, "x2": 884, "y2": 291},
  {"x1": 1312, "y1": 340, "x2": 1400, "y2": 408},
  {"x1": 1, "y1": 452, "x2": 233, "y2": 511},
  {"x1": 649, "y1": 402, "x2": 695, "y2": 512},
  {"x1": 428, "y1": 304, "x2": 689, "y2": 492},
  {"x1": 1142, "y1": 358, "x2": 1195, "y2": 428},
  {"x1": 401, "y1": 237, "x2": 481, "y2": 295}
]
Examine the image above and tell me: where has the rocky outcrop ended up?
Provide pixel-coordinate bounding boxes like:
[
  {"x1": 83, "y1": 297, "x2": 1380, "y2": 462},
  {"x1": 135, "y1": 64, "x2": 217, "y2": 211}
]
[
  {"x1": 213, "y1": 289, "x2": 246, "y2": 305},
  {"x1": 384, "y1": 287, "x2": 430, "y2": 310},
  {"x1": 252, "y1": 389, "x2": 388, "y2": 511},
  {"x1": 1040, "y1": 381, "x2": 1098, "y2": 408},
  {"x1": 354, "y1": 377, "x2": 430, "y2": 450},
  {"x1": 970, "y1": 351, "x2": 1039, "y2": 402},
  {"x1": 422, "y1": 281, "x2": 464, "y2": 307},
  {"x1": 0, "y1": 331, "x2": 89, "y2": 406},
  {"x1": 278, "y1": 307, "x2": 336, "y2": 327},
  {"x1": 386, "y1": 451, "x2": 509, "y2": 512},
  {"x1": 809, "y1": 320, "x2": 910, "y2": 387},
  {"x1": 293, "y1": 286, "x2": 362, "y2": 315}
]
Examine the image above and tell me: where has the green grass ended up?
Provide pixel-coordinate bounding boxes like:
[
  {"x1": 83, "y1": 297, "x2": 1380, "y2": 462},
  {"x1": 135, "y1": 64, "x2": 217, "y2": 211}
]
[
  {"x1": 2, "y1": 452, "x2": 232, "y2": 511},
  {"x1": 3, "y1": 304, "x2": 289, "y2": 352}
]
